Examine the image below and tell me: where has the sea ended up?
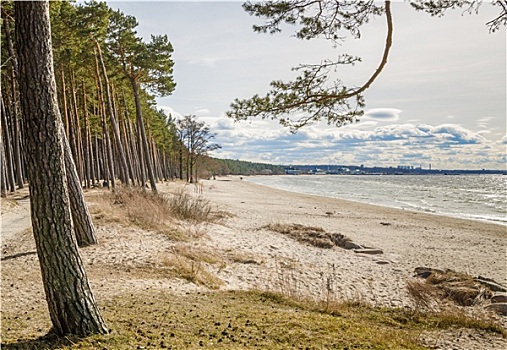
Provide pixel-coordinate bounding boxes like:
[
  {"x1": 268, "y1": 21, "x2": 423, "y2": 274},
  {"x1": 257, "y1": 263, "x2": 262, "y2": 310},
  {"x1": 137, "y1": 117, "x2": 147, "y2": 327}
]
[{"x1": 246, "y1": 174, "x2": 507, "y2": 226}]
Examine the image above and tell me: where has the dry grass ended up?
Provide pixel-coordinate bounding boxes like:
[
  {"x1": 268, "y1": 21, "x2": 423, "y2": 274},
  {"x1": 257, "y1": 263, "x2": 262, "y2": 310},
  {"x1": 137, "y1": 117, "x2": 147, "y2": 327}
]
[
  {"x1": 87, "y1": 187, "x2": 227, "y2": 240},
  {"x1": 265, "y1": 223, "x2": 352, "y2": 249},
  {"x1": 84, "y1": 187, "x2": 229, "y2": 288},
  {"x1": 166, "y1": 188, "x2": 227, "y2": 224},
  {"x1": 408, "y1": 270, "x2": 494, "y2": 309},
  {"x1": 407, "y1": 279, "x2": 441, "y2": 309},
  {"x1": 225, "y1": 250, "x2": 261, "y2": 265},
  {"x1": 171, "y1": 245, "x2": 224, "y2": 266},
  {"x1": 0, "y1": 197, "x2": 20, "y2": 210},
  {"x1": 3, "y1": 290, "x2": 505, "y2": 350},
  {"x1": 88, "y1": 188, "x2": 173, "y2": 229},
  {"x1": 162, "y1": 256, "x2": 223, "y2": 290}
]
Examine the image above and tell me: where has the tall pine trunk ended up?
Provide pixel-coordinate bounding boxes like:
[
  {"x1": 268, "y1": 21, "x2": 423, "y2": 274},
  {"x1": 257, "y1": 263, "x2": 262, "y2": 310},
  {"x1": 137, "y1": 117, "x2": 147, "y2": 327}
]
[
  {"x1": 15, "y1": 0, "x2": 107, "y2": 336},
  {"x1": 70, "y1": 72, "x2": 85, "y2": 182},
  {"x1": 130, "y1": 78, "x2": 157, "y2": 193},
  {"x1": 1, "y1": 95, "x2": 16, "y2": 192},
  {"x1": 82, "y1": 80, "x2": 92, "y2": 189},
  {"x1": 94, "y1": 55, "x2": 115, "y2": 188},
  {"x1": 2, "y1": 13, "x2": 24, "y2": 189},
  {"x1": 62, "y1": 129, "x2": 98, "y2": 247},
  {"x1": 94, "y1": 40, "x2": 130, "y2": 186}
]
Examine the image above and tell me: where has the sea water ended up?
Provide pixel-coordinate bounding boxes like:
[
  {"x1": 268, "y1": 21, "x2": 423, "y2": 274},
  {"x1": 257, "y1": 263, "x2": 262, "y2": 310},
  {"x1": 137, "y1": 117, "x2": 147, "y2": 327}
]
[{"x1": 246, "y1": 174, "x2": 507, "y2": 226}]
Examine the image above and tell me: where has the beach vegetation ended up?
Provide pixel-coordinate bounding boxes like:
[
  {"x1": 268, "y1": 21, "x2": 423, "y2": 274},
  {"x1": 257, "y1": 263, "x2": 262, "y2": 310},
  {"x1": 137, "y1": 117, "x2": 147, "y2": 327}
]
[
  {"x1": 266, "y1": 222, "x2": 352, "y2": 249},
  {"x1": 3, "y1": 290, "x2": 505, "y2": 349},
  {"x1": 88, "y1": 187, "x2": 183, "y2": 240},
  {"x1": 162, "y1": 248, "x2": 224, "y2": 289},
  {"x1": 166, "y1": 188, "x2": 227, "y2": 224},
  {"x1": 88, "y1": 186, "x2": 224, "y2": 240},
  {"x1": 408, "y1": 270, "x2": 494, "y2": 308}
]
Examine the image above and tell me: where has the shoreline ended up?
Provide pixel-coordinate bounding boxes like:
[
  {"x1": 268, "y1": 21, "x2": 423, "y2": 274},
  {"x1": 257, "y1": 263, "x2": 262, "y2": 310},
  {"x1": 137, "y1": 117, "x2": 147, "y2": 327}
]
[
  {"x1": 201, "y1": 176, "x2": 507, "y2": 292},
  {"x1": 1, "y1": 178, "x2": 506, "y2": 348},
  {"x1": 244, "y1": 174, "x2": 507, "y2": 227}
]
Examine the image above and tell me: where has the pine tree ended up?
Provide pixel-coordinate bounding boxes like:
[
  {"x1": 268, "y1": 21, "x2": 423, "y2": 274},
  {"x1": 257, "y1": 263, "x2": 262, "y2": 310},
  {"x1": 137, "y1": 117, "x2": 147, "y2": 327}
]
[
  {"x1": 15, "y1": 0, "x2": 107, "y2": 336},
  {"x1": 108, "y1": 9, "x2": 176, "y2": 192}
]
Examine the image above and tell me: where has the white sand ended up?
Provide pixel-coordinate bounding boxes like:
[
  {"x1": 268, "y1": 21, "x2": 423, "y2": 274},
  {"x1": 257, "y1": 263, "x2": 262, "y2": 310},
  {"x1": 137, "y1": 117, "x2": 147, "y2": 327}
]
[
  {"x1": 1, "y1": 177, "x2": 506, "y2": 349},
  {"x1": 197, "y1": 176, "x2": 506, "y2": 307}
]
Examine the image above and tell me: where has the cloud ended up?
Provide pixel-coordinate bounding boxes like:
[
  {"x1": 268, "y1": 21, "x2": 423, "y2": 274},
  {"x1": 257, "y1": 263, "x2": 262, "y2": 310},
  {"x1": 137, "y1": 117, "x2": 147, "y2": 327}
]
[
  {"x1": 344, "y1": 121, "x2": 378, "y2": 129},
  {"x1": 431, "y1": 124, "x2": 484, "y2": 145},
  {"x1": 157, "y1": 105, "x2": 503, "y2": 170},
  {"x1": 477, "y1": 117, "x2": 494, "y2": 129},
  {"x1": 187, "y1": 57, "x2": 223, "y2": 67},
  {"x1": 158, "y1": 105, "x2": 183, "y2": 119},
  {"x1": 194, "y1": 108, "x2": 210, "y2": 116},
  {"x1": 213, "y1": 118, "x2": 236, "y2": 131},
  {"x1": 211, "y1": 121, "x2": 504, "y2": 169},
  {"x1": 363, "y1": 108, "x2": 402, "y2": 121}
]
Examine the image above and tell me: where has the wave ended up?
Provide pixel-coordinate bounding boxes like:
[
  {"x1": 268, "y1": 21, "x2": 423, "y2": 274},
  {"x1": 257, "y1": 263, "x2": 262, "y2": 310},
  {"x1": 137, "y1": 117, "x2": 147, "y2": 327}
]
[{"x1": 247, "y1": 174, "x2": 507, "y2": 226}]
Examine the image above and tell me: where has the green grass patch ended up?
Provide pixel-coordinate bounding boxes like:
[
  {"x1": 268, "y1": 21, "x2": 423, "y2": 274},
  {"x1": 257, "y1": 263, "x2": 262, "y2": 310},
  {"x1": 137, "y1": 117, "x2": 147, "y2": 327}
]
[{"x1": 2, "y1": 290, "x2": 505, "y2": 349}]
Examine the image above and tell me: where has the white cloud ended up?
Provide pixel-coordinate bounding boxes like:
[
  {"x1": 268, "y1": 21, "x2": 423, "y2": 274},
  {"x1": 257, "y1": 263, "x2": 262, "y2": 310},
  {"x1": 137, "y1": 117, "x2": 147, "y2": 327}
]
[
  {"x1": 477, "y1": 117, "x2": 494, "y2": 129},
  {"x1": 187, "y1": 57, "x2": 223, "y2": 67},
  {"x1": 211, "y1": 122, "x2": 504, "y2": 169},
  {"x1": 194, "y1": 108, "x2": 211, "y2": 116},
  {"x1": 158, "y1": 105, "x2": 183, "y2": 119}
]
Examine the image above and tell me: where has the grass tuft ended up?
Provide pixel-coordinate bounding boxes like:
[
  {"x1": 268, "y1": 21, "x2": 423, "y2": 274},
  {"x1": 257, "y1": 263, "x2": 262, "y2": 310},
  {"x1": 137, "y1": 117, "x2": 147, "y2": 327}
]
[
  {"x1": 265, "y1": 223, "x2": 352, "y2": 249},
  {"x1": 166, "y1": 188, "x2": 226, "y2": 223},
  {"x1": 408, "y1": 270, "x2": 494, "y2": 308},
  {"x1": 162, "y1": 245, "x2": 224, "y2": 289},
  {"x1": 88, "y1": 188, "x2": 173, "y2": 230},
  {"x1": 87, "y1": 187, "x2": 226, "y2": 239}
]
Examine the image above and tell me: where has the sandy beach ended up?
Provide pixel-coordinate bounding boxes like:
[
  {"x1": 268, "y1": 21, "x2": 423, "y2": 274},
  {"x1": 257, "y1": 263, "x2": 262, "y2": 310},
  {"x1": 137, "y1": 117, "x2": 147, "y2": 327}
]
[
  {"x1": 200, "y1": 176, "x2": 506, "y2": 305},
  {"x1": 1, "y1": 176, "x2": 506, "y2": 348}
]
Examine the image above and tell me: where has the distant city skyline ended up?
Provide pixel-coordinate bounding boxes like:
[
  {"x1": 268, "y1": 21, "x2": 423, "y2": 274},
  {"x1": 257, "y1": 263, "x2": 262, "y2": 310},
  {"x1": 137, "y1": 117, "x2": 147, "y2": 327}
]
[
  {"x1": 109, "y1": 1, "x2": 506, "y2": 170},
  {"x1": 280, "y1": 163, "x2": 506, "y2": 174}
]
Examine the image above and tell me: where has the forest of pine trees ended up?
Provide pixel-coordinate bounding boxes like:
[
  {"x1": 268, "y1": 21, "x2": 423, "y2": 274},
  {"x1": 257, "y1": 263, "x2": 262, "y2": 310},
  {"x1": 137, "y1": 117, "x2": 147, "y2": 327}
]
[
  {"x1": 1, "y1": 1, "x2": 205, "y2": 194},
  {"x1": 0, "y1": 1, "x2": 286, "y2": 197}
]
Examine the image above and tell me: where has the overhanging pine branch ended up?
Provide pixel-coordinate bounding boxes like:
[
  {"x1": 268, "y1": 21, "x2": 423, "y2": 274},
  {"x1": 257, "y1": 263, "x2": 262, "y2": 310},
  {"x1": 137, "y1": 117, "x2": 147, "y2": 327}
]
[{"x1": 227, "y1": 1, "x2": 393, "y2": 131}]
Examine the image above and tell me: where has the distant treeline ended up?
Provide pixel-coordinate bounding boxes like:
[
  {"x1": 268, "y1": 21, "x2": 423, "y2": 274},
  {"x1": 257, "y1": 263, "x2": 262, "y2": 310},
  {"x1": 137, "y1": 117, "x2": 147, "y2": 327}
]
[
  {"x1": 287, "y1": 164, "x2": 507, "y2": 175},
  {"x1": 210, "y1": 158, "x2": 285, "y2": 176}
]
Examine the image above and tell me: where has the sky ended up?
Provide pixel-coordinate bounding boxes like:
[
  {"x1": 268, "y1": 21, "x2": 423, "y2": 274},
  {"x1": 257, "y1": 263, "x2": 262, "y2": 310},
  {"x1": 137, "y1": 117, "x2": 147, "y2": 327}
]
[{"x1": 108, "y1": 1, "x2": 506, "y2": 170}]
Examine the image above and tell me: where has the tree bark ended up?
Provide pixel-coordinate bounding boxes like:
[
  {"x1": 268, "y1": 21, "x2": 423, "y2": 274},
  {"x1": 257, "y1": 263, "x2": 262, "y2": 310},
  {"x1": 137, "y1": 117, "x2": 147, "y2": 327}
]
[
  {"x1": 8, "y1": 60, "x2": 25, "y2": 190},
  {"x1": 15, "y1": 0, "x2": 107, "y2": 336},
  {"x1": 94, "y1": 55, "x2": 115, "y2": 188},
  {"x1": 94, "y1": 41, "x2": 130, "y2": 186},
  {"x1": 0, "y1": 114, "x2": 7, "y2": 197},
  {"x1": 70, "y1": 71, "x2": 84, "y2": 182},
  {"x1": 121, "y1": 93, "x2": 141, "y2": 185},
  {"x1": 1, "y1": 95, "x2": 16, "y2": 192},
  {"x1": 94, "y1": 134, "x2": 101, "y2": 183},
  {"x1": 60, "y1": 71, "x2": 70, "y2": 141},
  {"x1": 2, "y1": 12, "x2": 25, "y2": 189},
  {"x1": 130, "y1": 78, "x2": 157, "y2": 193},
  {"x1": 116, "y1": 90, "x2": 136, "y2": 185},
  {"x1": 62, "y1": 128, "x2": 98, "y2": 247},
  {"x1": 82, "y1": 80, "x2": 91, "y2": 189}
]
